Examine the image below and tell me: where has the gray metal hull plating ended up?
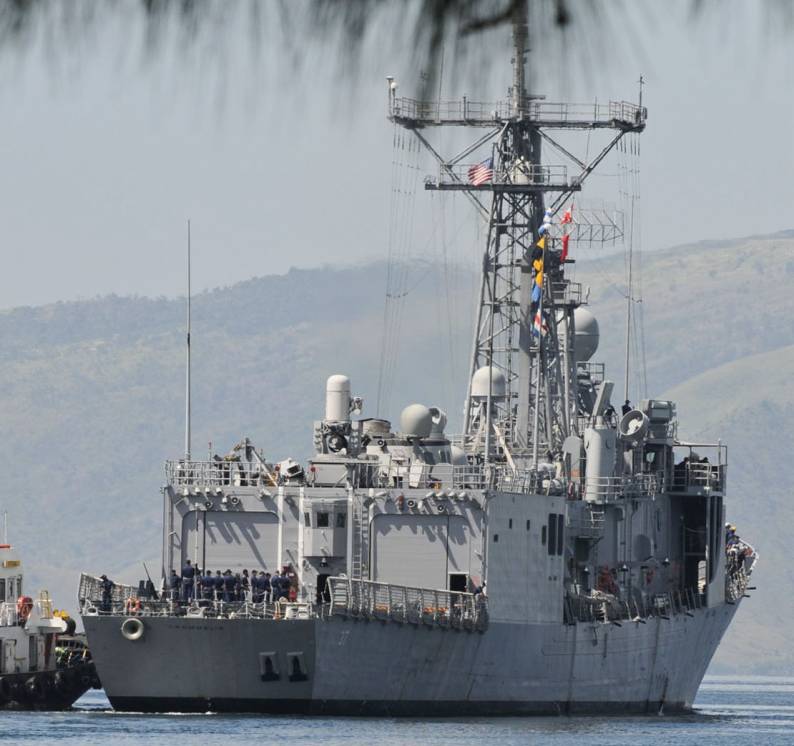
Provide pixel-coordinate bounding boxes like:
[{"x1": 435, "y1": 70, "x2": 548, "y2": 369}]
[{"x1": 83, "y1": 601, "x2": 738, "y2": 715}]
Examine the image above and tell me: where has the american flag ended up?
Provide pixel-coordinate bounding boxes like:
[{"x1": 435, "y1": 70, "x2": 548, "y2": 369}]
[{"x1": 468, "y1": 157, "x2": 494, "y2": 186}]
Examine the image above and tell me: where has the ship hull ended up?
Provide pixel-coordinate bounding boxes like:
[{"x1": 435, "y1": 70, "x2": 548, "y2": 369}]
[{"x1": 83, "y1": 601, "x2": 738, "y2": 715}]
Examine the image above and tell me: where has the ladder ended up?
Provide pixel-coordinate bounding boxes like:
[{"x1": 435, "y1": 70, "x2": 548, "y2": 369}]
[{"x1": 351, "y1": 496, "x2": 368, "y2": 580}]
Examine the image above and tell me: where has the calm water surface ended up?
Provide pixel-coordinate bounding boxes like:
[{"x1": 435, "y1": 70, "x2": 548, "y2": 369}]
[{"x1": 2, "y1": 677, "x2": 793, "y2": 745}]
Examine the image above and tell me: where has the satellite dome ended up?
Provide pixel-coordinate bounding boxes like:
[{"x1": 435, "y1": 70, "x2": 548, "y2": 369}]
[
  {"x1": 400, "y1": 404, "x2": 433, "y2": 439},
  {"x1": 573, "y1": 307, "x2": 600, "y2": 362},
  {"x1": 471, "y1": 366, "x2": 507, "y2": 399}
]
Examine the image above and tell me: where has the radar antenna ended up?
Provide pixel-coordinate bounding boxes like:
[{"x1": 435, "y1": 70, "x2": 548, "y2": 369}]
[{"x1": 387, "y1": 14, "x2": 646, "y2": 469}]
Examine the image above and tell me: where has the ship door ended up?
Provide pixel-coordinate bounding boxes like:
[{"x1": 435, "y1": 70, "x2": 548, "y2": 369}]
[
  {"x1": 1, "y1": 640, "x2": 10, "y2": 674},
  {"x1": 316, "y1": 574, "x2": 331, "y2": 604},
  {"x1": 449, "y1": 573, "x2": 468, "y2": 592}
]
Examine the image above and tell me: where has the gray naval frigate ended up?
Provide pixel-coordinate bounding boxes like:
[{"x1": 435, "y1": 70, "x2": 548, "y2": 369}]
[{"x1": 79, "y1": 24, "x2": 756, "y2": 715}]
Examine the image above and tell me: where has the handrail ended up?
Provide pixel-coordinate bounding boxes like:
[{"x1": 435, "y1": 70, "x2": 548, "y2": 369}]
[
  {"x1": 166, "y1": 458, "x2": 725, "y2": 499},
  {"x1": 584, "y1": 473, "x2": 663, "y2": 502},
  {"x1": 437, "y1": 162, "x2": 569, "y2": 187},
  {"x1": 389, "y1": 97, "x2": 646, "y2": 129},
  {"x1": 670, "y1": 462, "x2": 726, "y2": 493},
  {"x1": 564, "y1": 586, "x2": 705, "y2": 625},
  {"x1": 166, "y1": 460, "x2": 275, "y2": 489},
  {"x1": 326, "y1": 576, "x2": 488, "y2": 632},
  {"x1": 78, "y1": 572, "x2": 489, "y2": 632}
]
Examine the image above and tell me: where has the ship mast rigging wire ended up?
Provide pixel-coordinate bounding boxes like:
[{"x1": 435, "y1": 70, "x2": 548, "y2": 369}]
[
  {"x1": 376, "y1": 126, "x2": 422, "y2": 416},
  {"x1": 617, "y1": 128, "x2": 647, "y2": 404}
]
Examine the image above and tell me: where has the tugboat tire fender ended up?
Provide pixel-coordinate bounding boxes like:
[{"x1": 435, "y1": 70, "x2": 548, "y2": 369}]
[
  {"x1": 121, "y1": 616, "x2": 145, "y2": 641},
  {"x1": 25, "y1": 676, "x2": 47, "y2": 699}
]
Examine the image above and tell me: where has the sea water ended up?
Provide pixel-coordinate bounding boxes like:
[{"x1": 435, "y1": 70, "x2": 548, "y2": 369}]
[{"x1": 1, "y1": 677, "x2": 792, "y2": 745}]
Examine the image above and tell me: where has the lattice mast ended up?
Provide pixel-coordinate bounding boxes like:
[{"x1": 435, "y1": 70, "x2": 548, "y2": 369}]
[{"x1": 387, "y1": 16, "x2": 646, "y2": 470}]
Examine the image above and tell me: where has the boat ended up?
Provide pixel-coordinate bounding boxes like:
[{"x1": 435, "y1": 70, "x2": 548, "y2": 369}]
[
  {"x1": 78, "y1": 17, "x2": 756, "y2": 715},
  {"x1": 0, "y1": 543, "x2": 98, "y2": 709}
]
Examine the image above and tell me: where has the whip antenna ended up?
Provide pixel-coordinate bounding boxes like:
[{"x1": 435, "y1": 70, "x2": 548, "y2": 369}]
[{"x1": 185, "y1": 220, "x2": 192, "y2": 462}]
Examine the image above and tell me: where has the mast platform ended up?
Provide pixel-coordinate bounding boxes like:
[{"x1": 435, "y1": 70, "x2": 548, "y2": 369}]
[
  {"x1": 389, "y1": 97, "x2": 647, "y2": 132},
  {"x1": 426, "y1": 181, "x2": 581, "y2": 193}
]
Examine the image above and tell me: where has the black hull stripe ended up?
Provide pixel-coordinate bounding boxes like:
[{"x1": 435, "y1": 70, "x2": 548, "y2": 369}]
[{"x1": 108, "y1": 696, "x2": 689, "y2": 717}]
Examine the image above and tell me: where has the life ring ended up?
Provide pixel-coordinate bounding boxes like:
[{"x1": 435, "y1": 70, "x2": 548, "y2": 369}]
[
  {"x1": 16, "y1": 596, "x2": 33, "y2": 622},
  {"x1": 124, "y1": 597, "x2": 141, "y2": 615},
  {"x1": 120, "y1": 617, "x2": 145, "y2": 641}
]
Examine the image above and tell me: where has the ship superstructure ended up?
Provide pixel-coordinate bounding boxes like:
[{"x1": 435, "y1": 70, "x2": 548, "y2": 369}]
[{"x1": 79, "y1": 22, "x2": 756, "y2": 715}]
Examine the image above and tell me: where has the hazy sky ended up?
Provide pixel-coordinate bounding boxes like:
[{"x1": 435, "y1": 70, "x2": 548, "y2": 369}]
[{"x1": 0, "y1": 1, "x2": 791, "y2": 310}]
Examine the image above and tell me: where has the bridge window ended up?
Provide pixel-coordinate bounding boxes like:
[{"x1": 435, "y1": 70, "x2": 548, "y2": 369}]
[
  {"x1": 336, "y1": 513, "x2": 346, "y2": 528},
  {"x1": 317, "y1": 512, "x2": 330, "y2": 528},
  {"x1": 304, "y1": 512, "x2": 310, "y2": 527},
  {"x1": 493, "y1": 533, "x2": 499, "y2": 543}
]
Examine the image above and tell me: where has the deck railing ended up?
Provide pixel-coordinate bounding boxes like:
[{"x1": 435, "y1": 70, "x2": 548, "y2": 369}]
[
  {"x1": 326, "y1": 576, "x2": 488, "y2": 632},
  {"x1": 584, "y1": 473, "x2": 664, "y2": 502},
  {"x1": 389, "y1": 97, "x2": 646, "y2": 129},
  {"x1": 78, "y1": 573, "x2": 488, "y2": 631},
  {"x1": 671, "y1": 462, "x2": 726, "y2": 493},
  {"x1": 564, "y1": 587, "x2": 705, "y2": 625},
  {"x1": 166, "y1": 460, "x2": 275, "y2": 489},
  {"x1": 436, "y1": 162, "x2": 569, "y2": 187},
  {"x1": 165, "y1": 457, "x2": 725, "y2": 500}
]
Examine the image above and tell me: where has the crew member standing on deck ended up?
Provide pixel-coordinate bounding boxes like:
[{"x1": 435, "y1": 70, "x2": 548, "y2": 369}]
[
  {"x1": 202, "y1": 569, "x2": 215, "y2": 601},
  {"x1": 169, "y1": 569, "x2": 181, "y2": 602},
  {"x1": 263, "y1": 572, "x2": 272, "y2": 603},
  {"x1": 223, "y1": 570, "x2": 235, "y2": 603},
  {"x1": 99, "y1": 574, "x2": 114, "y2": 612},
  {"x1": 214, "y1": 570, "x2": 224, "y2": 600},
  {"x1": 271, "y1": 571, "x2": 281, "y2": 602},
  {"x1": 181, "y1": 559, "x2": 195, "y2": 602}
]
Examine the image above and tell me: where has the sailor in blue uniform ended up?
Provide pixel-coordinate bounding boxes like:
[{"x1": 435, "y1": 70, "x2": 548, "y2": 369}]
[
  {"x1": 214, "y1": 570, "x2": 224, "y2": 600},
  {"x1": 240, "y1": 570, "x2": 250, "y2": 602},
  {"x1": 99, "y1": 574, "x2": 114, "y2": 612},
  {"x1": 263, "y1": 572, "x2": 272, "y2": 603},
  {"x1": 223, "y1": 570, "x2": 235, "y2": 603},
  {"x1": 168, "y1": 569, "x2": 181, "y2": 602},
  {"x1": 271, "y1": 571, "x2": 281, "y2": 602},
  {"x1": 202, "y1": 569, "x2": 215, "y2": 601},
  {"x1": 181, "y1": 559, "x2": 195, "y2": 601}
]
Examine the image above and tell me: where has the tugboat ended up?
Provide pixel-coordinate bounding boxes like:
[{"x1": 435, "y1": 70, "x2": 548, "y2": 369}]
[{"x1": 0, "y1": 543, "x2": 98, "y2": 709}]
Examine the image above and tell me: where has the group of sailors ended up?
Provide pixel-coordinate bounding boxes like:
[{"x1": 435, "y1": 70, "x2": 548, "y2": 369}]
[
  {"x1": 725, "y1": 523, "x2": 753, "y2": 576},
  {"x1": 172, "y1": 560, "x2": 298, "y2": 604}
]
